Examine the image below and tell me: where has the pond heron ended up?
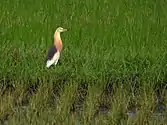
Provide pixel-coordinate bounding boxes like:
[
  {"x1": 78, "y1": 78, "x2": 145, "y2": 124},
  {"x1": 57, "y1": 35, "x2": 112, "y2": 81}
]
[{"x1": 46, "y1": 27, "x2": 67, "y2": 68}]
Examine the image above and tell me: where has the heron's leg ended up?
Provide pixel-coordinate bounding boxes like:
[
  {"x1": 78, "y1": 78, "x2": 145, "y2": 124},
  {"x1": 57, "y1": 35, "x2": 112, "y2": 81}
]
[
  {"x1": 53, "y1": 51, "x2": 60, "y2": 66},
  {"x1": 54, "y1": 58, "x2": 60, "y2": 65}
]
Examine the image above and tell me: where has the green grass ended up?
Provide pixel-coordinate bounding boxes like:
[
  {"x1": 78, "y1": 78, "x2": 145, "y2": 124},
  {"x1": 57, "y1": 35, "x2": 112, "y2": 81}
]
[{"x1": 0, "y1": 0, "x2": 167, "y2": 124}]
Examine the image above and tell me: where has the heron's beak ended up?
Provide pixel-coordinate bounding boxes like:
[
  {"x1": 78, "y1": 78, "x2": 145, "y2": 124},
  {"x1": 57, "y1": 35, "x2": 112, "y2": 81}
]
[{"x1": 63, "y1": 28, "x2": 67, "y2": 32}]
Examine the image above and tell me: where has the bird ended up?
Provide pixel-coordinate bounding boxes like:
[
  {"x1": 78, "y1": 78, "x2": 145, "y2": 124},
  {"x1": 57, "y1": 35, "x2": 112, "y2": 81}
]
[{"x1": 46, "y1": 27, "x2": 67, "y2": 68}]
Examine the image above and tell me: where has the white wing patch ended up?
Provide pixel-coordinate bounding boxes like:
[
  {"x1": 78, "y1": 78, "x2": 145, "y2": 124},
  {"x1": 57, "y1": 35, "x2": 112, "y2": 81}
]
[{"x1": 46, "y1": 51, "x2": 60, "y2": 68}]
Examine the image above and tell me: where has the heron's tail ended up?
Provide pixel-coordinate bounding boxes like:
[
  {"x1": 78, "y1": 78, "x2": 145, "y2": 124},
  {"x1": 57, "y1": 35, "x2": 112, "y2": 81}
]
[{"x1": 46, "y1": 60, "x2": 54, "y2": 68}]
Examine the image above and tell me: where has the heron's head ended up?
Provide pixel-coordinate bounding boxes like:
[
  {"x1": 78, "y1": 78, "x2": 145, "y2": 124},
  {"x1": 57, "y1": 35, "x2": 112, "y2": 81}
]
[{"x1": 56, "y1": 27, "x2": 67, "y2": 33}]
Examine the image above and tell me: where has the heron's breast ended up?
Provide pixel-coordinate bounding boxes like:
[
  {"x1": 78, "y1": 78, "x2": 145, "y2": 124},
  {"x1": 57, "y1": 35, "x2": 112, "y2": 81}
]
[{"x1": 55, "y1": 40, "x2": 63, "y2": 52}]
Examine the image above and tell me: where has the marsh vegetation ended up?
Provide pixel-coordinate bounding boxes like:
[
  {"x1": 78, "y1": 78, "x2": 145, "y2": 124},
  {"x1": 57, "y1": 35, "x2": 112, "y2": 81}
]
[{"x1": 0, "y1": 0, "x2": 167, "y2": 124}]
